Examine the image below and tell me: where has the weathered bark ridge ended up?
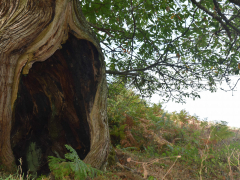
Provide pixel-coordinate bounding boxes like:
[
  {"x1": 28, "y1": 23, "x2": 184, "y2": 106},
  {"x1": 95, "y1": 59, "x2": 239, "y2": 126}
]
[{"x1": 0, "y1": 0, "x2": 109, "y2": 173}]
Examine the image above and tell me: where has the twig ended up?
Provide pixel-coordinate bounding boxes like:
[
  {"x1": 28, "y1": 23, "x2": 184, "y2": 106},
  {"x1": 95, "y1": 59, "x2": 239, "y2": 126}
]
[
  {"x1": 199, "y1": 127, "x2": 215, "y2": 180},
  {"x1": 116, "y1": 162, "x2": 140, "y2": 175},
  {"x1": 162, "y1": 156, "x2": 180, "y2": 180},
  {"x1": 116, "y1": 162, "x2": 145, "y2": 180},
  {"x1": 127, "y1": 156, "x2": 181, "y2": 179}
]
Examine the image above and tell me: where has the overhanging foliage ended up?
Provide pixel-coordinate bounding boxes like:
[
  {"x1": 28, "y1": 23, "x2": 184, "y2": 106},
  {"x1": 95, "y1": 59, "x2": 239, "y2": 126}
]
[{"x1": 80, "y1": 0, "x2": 240, "y2": 102}]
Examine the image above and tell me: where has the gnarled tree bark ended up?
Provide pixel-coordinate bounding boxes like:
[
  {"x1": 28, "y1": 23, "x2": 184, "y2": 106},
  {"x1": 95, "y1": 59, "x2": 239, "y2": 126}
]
[{"x1": 0, "y1": 0, "x2": 109, "y2": 173}]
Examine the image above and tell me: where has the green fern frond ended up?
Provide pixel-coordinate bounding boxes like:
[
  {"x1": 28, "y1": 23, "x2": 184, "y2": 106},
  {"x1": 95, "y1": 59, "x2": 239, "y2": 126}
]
[{"x1": 48, "y1": 145, "x2": 103, "y2": 180}]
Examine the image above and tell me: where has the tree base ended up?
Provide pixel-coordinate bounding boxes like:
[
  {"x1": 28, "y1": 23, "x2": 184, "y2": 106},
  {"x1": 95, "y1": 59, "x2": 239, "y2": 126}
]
[{"x1": 11, "y1": 34, "x2": 101, "y2": 174}]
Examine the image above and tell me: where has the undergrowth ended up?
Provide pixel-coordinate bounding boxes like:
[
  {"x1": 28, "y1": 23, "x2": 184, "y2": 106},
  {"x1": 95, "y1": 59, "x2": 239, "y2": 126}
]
[
  {"x1": 105, "y1": 80, "x2": 240, "y2": 180},
  {"x1": 1, "y1": 80, "x2": 240, "y2": 179},
  {"x1": 48, "y1": 145, "x2": 103, "y2": 180}
]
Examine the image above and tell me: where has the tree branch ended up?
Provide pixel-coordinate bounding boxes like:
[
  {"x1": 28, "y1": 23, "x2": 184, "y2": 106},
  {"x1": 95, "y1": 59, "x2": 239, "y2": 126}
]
[
  {"x1": 229, "y1": 0, "x2": 240, "y2": 7},
  {"x1": 190, "y1": 0, "x2": 233, "y2": 40},
  {"x1": 87, "y1": 22, "x2": 114, "y2": 37},
  {"x1": 106, "y1": 70, "x2": 139, "y2": 76},
  {"x1": 87, "y1": 22, "x2": 126, "y2": 37},
  {"x1": 212, "y1": 0, "x2": 229, "y2": 23}
]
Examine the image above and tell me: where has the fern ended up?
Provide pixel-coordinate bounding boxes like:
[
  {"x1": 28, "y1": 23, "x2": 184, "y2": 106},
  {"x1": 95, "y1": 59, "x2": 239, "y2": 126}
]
[{"x1": 48, "y1": 145, "x2": 103, "y2": 179}]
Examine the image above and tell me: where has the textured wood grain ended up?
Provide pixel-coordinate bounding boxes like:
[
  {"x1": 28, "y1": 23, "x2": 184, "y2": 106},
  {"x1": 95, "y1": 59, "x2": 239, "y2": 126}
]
[
  {"x1": 0, "y1": 0, "x2": 109, "y2": 172},
  {"x1": 0, "y1": 0, "x2": 54, "y2": 169}
]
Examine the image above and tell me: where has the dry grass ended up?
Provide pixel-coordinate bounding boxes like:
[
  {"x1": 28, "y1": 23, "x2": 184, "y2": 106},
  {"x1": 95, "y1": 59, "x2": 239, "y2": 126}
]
[
  {"x1": 2, "y1": 99, "x2": 240, "y2": 180},
  {"x1": 1, "y1": 127, "x2": 240, "y2": 180}
]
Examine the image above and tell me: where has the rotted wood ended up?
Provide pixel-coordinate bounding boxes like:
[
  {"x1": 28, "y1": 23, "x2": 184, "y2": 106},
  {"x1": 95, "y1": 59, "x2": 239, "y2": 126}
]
[{"x1": 0, "y1": 0, "x2": 109, "y2": 173}]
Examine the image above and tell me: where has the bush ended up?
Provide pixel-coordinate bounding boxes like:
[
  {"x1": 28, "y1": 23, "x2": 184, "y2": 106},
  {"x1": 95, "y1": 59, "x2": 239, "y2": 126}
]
[{"x1": 48, "y1": 145, "x2": 103, "y2": 180}]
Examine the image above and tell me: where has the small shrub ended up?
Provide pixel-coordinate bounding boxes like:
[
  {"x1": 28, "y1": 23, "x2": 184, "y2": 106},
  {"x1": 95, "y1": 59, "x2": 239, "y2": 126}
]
[{"x1": 48, "y1": 145, "x2": 103, "y2": 180}]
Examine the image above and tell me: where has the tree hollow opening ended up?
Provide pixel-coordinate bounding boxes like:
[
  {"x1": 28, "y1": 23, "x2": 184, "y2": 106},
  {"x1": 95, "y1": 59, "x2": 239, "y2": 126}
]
[{"x1": 11, "y1": 33, "x2": 101, "y2": 174}]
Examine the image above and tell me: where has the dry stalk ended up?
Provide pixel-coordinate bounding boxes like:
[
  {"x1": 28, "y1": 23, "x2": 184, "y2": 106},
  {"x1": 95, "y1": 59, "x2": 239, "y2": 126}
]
[
  {"x1": 199, "y1": 127, "x2": 215, "y2": 180},
  {"x1": 227, "y1": 147, "x2": 236, "y2": 180},
  {"x1": 17, "y1": 157, "x2": 31, "y2": 180},
  {"x1": 127, "y1": 155, "x2": 181, "y2": 179},
  {"x1": 142, "y1": 163, "x2": 148, "y2": 179},
  {"x1": 228, "y1": 156, "x2": 233, "y2": 180},
  {"x1": 199, "y1": 151, "x2": 207, "y2": 180},
  {"x1": 162, "y1": 157, "x2": 180, "y2": 180},
  {"x1": 237, "y1": 151, "x2": 240, "y2": 171},
  {"x1": 18, "y1": 157, "x2": 23, "y2": 180},
  {"x1": 216, "y1": 133, "x2": 240, "y2": 179}
]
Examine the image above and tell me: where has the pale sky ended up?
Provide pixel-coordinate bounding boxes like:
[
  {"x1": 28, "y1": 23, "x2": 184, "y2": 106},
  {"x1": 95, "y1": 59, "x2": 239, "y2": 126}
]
[{"x1": 151, "y1": 76, "x2": 240, "y2": 128}]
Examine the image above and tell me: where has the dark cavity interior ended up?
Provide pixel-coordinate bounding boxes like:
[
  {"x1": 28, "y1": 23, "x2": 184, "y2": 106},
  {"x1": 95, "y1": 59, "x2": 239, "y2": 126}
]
[{"x1": 11, "y1": 33, "x2": 101, "y2": 174}]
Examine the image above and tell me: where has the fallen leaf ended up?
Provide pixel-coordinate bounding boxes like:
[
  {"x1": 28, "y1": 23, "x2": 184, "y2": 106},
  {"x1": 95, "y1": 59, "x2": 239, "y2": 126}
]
[{"x1": 127, "y1": 157, "x2": 131, "y2": 162}]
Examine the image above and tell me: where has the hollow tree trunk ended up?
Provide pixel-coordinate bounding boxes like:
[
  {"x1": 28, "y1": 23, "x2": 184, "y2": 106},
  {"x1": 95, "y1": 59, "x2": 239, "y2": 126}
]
[{"x1": 0, "y1": 0, "x2": 109, "y2": 173}]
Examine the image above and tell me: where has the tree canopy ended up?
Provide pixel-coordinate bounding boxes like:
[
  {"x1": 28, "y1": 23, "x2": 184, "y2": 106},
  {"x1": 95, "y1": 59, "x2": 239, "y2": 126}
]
[{"x1": 80, "y1": 0, "x2": 240, "y2": 102}]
